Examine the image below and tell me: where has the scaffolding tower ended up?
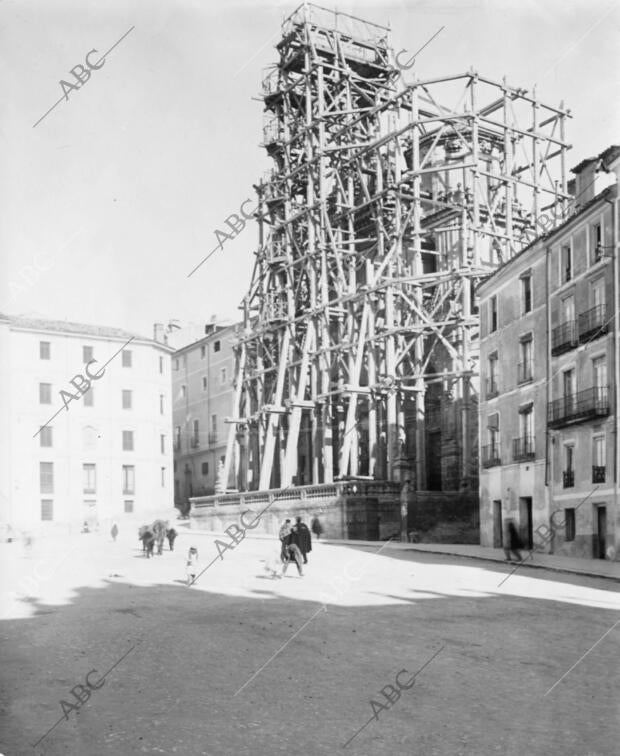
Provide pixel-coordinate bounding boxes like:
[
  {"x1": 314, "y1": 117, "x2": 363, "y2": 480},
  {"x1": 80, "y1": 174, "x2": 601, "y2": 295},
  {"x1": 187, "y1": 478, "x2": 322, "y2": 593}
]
[{"x1": 222, "y1": 2, "x2": 570, "y2": 493}]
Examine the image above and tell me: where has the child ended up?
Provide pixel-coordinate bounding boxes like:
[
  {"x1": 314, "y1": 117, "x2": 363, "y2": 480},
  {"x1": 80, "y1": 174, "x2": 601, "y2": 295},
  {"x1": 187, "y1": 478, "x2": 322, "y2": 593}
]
[{"x1": 186, "y1": 546, "x2": 199, "y2": 586}]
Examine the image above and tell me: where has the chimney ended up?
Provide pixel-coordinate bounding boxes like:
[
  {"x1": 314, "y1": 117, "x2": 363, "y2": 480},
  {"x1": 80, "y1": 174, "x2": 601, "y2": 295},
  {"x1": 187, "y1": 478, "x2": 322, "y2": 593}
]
[
  {"x1": 571, "y1": 157, "x2": 598, "y2": 209},
  {"x1": 153, "y1": 323, "x2": 164, "y2": 342}
]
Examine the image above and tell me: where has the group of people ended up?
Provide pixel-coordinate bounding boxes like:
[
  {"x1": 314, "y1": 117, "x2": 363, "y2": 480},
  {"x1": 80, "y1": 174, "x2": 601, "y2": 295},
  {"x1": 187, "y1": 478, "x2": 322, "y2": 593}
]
[
  {"x1": 270, "y1": 515, "x2": 322, "y2": 578},
  {"x1": 138, "y1": 521, "x2": 178, "y2": 558}
]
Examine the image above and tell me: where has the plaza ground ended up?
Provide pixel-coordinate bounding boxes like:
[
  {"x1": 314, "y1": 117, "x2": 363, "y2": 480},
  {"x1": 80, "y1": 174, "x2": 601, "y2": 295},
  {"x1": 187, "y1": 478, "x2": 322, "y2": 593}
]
[{"x1": 0, "y1": 524, "x2": 619, "y2": 756}]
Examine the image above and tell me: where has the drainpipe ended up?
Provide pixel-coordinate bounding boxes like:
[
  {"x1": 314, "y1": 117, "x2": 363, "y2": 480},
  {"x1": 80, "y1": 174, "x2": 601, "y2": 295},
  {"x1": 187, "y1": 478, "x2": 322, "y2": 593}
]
[
  {"x1": 544, "y1": 241, "x2": 553, "y2": 553},
  {"x1": 605, "y1": 196, "x2": 619, "y2": 545}
]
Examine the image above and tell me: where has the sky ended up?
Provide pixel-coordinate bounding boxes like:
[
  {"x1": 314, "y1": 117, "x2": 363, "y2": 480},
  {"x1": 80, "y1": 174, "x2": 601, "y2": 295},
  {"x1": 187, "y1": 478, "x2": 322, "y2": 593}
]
[{"x1": 0, "y1": 0, "x2": 618, "y2": 340}]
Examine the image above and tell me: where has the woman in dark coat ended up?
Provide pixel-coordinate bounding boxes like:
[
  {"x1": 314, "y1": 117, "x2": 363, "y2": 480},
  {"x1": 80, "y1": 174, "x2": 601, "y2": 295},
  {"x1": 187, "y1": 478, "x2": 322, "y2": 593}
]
[
  {"x1": 310, "y1": 515, "x2": 324, "y2": 540},
  {"x1": 292, "y1": 517, "x2": 312, "y2": 564},
  {"x1": 166, "y1": 528, "x2": 178, "y2": 551}
]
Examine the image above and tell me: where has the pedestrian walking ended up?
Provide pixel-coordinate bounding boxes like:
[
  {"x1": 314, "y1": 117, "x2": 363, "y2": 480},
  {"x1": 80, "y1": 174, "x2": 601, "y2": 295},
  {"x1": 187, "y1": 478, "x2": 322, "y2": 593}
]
[
  {"x1": 282, "y1": 542, "x2": 304, "y2": 577},
  {"x1": 140, "y1": 528, "x2": 155, "y2": 558},
  {"x1": 504, "y1": 520, "x2": 524, "y2": 562},
  {"x1": 111, "y1": 523, "x2": 118, "y2": 542},
  {"x1": 279, "y1": 518, "x2": 292, "y2": 562},
  {"x1": 186, "y1": 546, "x2": 199, "y2": 586},
  {"x1": 291, "y1": 516, "x2": 312, "y2": 564},
  {"x1": 311, "y1": 514, "x2": 324, "y2": 540},
  {"x1": 166, "y1": 527, "x2": 178, "y2": 551}
]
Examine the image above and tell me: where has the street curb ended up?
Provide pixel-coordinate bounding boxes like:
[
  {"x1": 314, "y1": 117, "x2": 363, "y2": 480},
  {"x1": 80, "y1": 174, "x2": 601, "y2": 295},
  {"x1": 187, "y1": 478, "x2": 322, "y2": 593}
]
[{"x1": 176, "y1": 523, "x2": 620, "y2": 583}]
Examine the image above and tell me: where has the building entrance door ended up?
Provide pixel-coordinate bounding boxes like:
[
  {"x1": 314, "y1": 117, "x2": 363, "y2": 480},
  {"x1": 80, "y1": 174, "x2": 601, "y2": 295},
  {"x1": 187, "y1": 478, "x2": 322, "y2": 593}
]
[
  {"x1": 595, "y1": 506, "x2": 607, "y2": 559},
  {"x1": 519, "y1": 497, "x2": 533, "y2": 550},
  {"x1": 346, "y1": 499, "x2": 380, "y2": 540},
  {"x1": 493, "y1": 500, "x2": 503, "y2": 548}
]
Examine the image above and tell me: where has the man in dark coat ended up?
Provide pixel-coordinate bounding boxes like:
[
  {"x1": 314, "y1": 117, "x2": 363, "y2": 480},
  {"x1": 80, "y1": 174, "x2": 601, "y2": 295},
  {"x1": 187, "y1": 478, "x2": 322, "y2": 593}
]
[
  {"x1": 140, "y1": 528, "x2": 155, "y2": 558},
  {"x1": 504, "y1": 520, "x2": 524, "y2": 562},
  {"x1": 292, "y1": 516, "x2": 312, "y2": 564},
  {"x1": 166, "y1": 528, "x2": 178, "y2": 551}
]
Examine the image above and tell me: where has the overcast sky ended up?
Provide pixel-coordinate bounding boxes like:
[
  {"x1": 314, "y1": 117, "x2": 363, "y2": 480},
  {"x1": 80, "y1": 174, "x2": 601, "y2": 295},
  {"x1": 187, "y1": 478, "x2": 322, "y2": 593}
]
[{"x1": 0, "y1": 0, "x2": 618, "y2": 340}]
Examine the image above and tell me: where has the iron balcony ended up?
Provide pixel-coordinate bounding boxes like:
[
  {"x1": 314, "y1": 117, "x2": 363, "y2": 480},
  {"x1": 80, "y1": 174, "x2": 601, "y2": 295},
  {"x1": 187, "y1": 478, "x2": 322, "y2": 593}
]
[
  {"x1": 513, "y1": 436, "x2": 535, "y2": 461},
  {"x1": 548, "y1": 386, "x2": 610, "y2": 428},
  {"x1": 551, "y1": 321, "x2": 577, "y2": 355},
  {"x1": 592, "y1": 465, "x2": 606, "y2": 483},
  {"x1": 481, "y1": 444, "x2": 501, "y2": 468},
  {"x1": 578, "y1": 304, "x2": 608, "y2": 342},
  {"x1": 562, "y1": 470, "x2": 575, "y2": 488}
]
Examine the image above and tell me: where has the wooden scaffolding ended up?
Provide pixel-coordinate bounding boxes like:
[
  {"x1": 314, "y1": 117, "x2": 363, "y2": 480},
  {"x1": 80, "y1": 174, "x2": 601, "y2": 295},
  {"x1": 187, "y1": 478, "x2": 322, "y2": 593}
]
[{"x1": 222, "y1": 2, "x2": 570, "y2": 492}]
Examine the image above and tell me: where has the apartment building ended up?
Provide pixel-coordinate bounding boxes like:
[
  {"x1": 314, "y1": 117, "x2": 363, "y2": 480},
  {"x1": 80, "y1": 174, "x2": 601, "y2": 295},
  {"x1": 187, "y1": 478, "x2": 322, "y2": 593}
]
[
  {"x1": 0, "y1": 315, "x2": 174, "y2": 532},
  {"x1": 478, "y1": 145, "x2": 620, "y2": 560},
  {"x1": 478, "y1": 237, "x2": 548, "y2": 551},
  {"x1": 172, "y1": 323, "x2": 237, "y2": 508}
]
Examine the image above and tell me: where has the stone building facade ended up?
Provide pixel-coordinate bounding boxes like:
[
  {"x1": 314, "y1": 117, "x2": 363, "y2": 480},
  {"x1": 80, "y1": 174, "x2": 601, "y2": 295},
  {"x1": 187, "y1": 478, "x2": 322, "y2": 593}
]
[{"x1": 478, "y1": 145, "x2": 620, "y2": 560}]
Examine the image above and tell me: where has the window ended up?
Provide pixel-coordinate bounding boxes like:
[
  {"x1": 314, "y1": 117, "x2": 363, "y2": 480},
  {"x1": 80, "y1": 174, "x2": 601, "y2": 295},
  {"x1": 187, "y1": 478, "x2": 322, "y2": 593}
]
[
  {"x1": 41, "y1": 500, "x2": 53, "y2": 521},
  {"x1": 160, "y1": 434, "x2": 165, "y2": 454},
  {"x1": 214, "y1": 340, "x2": 221, "y2": 353},
  {"x1": 519, "y1": 404, "x2": 533, "y2": 440},
  {"x1": 40, "y1": 426, "x2": 53, "y2": 447},
  {"x1": 518, "y1": 336, "x2": 532, "y2": 383},
  {"x1": 591, "y1": 222, "x2": 602, "y2": 263},
  {"x1": 201, "y1": 345, "x2": 206, "y2": 359},
  {"x1": 161, "y1": 467, "x2": 165, "y2": 487},
  {"x1": 193, "y1": 420, "x2": 200, "y2": 445},
  {"x1": 181, "y1": 385, "x2": 187, "y2": 399},
  {"x1": 122, "y1": 465, "x2": 135, "y2": 494},
  {"x1": 175, "y1": 426, "x2": 181, "y2": 451},
  {"x1": 173, "y1": 461, "x2": 177, "y2": 473},
  {"x1": 562, "y1": 294, "x2": 575, "y2": 324},
  {"x1": 40, "y1": 341, "x2": 50, "y2": 360},
  {"x1": 489, "y1": 296, "x2": 498, "y2": 332},
  {"x1": 563, "y1": 369, "x2": 575, "y2": 403},
  {"x1": 122, "y1": 349, "x2": 132, "y2": 367},
  {"x1": 563, "y1": 444, "x2": 574, "y2": 488},
  {"x1": 593, "y1": 356, "x2": 607, "y2": 401},
  {"x1": 159, "y1": 356, "x2": 164, "y2": 374},
  {"x1": 521, "y1": 275, "x2": 532, "y2": 314},
  {"x1": 124, "y1": 500, "x2": 134, "y2": 513},
  {"x1": 83, "y1": 345, "x2": 94, "y2": 363},
  {"x1": 202, "y1": 376, "x2": 208, "y2": 391},
  {"x1": 211, "y1": 414, "x2": 217, "y2": 433},
  {"x1": 565, "y1": 508, "x2": 576, "y2": 541},
  {"x1": 487, "y1": 353, "x2": 498, "y2": 397},
  {"x1": 122, "y1": 430, "x2": 134, "y2": 451},
  {"x1": 174, "y1": 358, "x2": 179, "y2": 371},
  {"x1": 40, "y1": 462, "x2": 54, "y2": 493},
  {"x1": 220, "y1": 367, "x2": 227, "y2": 385},
  {"x1": 83, "y1": 387, "x2": 94, "y2": 407},
  {"x1": 202, "y1": 462, "x2": 209, "y2": 475},
  {"x1": 561, "y1": 244, "x2": 572, "y2": 283},
  {"x1": 122, "y1": 390, "x2": 132, "y2": 409},
  {"x1": 591, "y1": 277, "x2": 605, "y2": 310},
  {"x1": 593, "y1": 435, "x2": 605, "y2": 483},
  {"x1": 39, "y1": 383, "x2": 52, "y2": 404},
  {"x1": 83, "y1": 463, "x2": 96, "y2": 494},
  {"x1": 160, "y1": 395, "x2": 164, "y2": 414}
]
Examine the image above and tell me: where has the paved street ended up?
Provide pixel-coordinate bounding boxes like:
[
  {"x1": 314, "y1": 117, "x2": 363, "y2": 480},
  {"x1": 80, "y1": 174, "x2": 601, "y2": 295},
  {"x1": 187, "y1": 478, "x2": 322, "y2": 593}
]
[{"x1": 1, "y1": 525, "x2": 619, "y2": 756}]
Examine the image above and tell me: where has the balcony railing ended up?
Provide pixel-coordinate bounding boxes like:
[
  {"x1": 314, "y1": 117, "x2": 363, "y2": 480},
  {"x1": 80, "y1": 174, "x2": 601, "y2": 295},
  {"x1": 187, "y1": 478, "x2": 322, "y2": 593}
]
[
  {"x1": 563, "y1": 470, "x2": 574, "y2": 488},
  {"x1": 517, "y1": 361, "x2": 533, "y2": 384},
  {"x1": 551, "y1": 321, "x2": 577, "y2": 355},
  {"x1": 190, "y1": 438, "x2": 200, "y2": 449},
  {"x1": 481, "y1": 444, "x2": 501, "y2": 468},
  {"x1": 592, "y1": 465, "x2": 606, "y2": 483},
  {"x1": 485, "y1": 378, "x2": 499, "y2": 399},
  {"x1": 578, "y1": 304, "x2": 608, "y2": 342},
  {"x1": 513, "y1": 436, "x2": 535, "y2": 461},
  {"x1": 548, "y1": 386, "x2": 610, "y2": 428},
  {"x1": 208, "y1": 431, "x2": 218, "y2": 445}
]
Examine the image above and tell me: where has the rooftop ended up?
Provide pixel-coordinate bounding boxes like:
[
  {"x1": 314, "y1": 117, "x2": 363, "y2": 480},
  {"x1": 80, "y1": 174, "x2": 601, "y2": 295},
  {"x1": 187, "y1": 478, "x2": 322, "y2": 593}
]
[{"x1": 0, "y1": 313, "x2": 167, "y2": 348}]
